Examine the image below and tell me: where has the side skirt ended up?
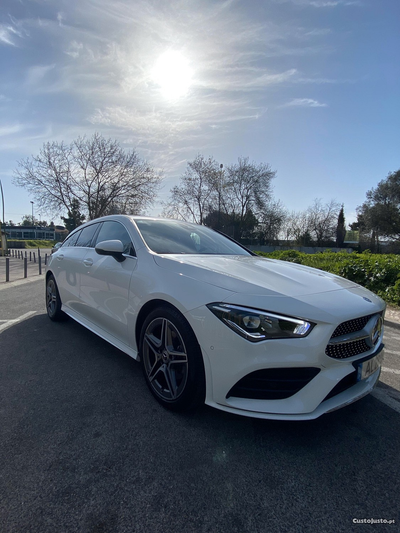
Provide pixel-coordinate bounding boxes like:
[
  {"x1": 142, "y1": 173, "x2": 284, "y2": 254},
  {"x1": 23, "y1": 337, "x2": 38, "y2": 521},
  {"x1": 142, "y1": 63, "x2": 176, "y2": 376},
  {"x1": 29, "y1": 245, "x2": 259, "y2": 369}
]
[{"x1": 61, "y1": 305, "x2": 139, "y2": 361}]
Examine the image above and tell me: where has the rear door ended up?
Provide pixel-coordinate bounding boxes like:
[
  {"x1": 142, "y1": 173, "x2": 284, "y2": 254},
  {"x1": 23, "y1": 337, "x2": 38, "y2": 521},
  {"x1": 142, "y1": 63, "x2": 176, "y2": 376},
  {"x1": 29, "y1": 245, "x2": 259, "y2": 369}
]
[{"x1": 52, "y1": 226, "x2": 96, "y2": 311}]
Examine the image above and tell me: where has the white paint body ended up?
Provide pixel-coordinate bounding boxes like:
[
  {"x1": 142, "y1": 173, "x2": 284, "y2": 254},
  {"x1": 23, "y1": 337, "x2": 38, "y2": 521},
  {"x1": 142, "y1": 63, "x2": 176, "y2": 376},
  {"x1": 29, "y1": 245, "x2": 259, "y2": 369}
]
[{"x1": 47, "y1": 215, "x2": 386, "y2": 420}]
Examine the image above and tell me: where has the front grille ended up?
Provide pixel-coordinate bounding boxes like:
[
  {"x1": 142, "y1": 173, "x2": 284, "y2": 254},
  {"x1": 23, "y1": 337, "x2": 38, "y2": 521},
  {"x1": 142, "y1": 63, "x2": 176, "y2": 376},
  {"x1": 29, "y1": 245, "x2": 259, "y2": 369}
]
[
  {"x1": 326, "y1": 313, "x2": 382, "y2": 360},
  {"x1": 325, "y1": 339, "x2": 370, "y2": 359},
  {"x1": 227, "y1": 367, "x2": 320, "y2": 400},
  {"x1": 331, "y1": 315, "x2": 373, "y2": 338}
]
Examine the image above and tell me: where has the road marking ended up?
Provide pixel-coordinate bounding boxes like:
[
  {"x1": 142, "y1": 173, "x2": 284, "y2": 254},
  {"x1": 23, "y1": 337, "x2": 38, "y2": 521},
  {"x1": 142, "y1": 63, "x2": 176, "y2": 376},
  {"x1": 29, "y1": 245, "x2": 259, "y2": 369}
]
[
  {"x1": 372, "y1": 387, "x2": 400, "y2": 415},
  {"x1": 0, "y1": 311, "x2": 37, "y2": 333},
  {"x1": 384, "y1": 349, "x2": 400, "y2": 356},
  {"x1": 382, "y1": 367, "x2": 400, "y2": 375},
  {"x1": 386, "y1": 334, "x2": 400, "y2": 343}
]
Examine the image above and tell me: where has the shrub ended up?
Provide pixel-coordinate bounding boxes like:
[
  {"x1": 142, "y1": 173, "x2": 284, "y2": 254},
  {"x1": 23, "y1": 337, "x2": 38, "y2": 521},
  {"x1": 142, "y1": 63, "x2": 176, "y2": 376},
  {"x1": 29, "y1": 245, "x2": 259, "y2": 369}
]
[{"x1": 256, "y1": 250, "x2": 400, "y2": 307}]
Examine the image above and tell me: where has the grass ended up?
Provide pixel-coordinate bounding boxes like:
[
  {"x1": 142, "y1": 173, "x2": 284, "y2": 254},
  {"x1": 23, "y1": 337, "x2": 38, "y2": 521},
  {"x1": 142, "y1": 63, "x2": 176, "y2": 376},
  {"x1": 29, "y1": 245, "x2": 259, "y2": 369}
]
[{"x1": 23, "y1": 240, "x2": 57, "y2": 248}]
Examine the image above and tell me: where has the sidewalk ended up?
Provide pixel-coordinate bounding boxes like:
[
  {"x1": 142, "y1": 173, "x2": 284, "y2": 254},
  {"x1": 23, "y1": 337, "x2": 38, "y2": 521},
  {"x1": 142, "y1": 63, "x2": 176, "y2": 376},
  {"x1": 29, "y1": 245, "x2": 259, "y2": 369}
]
[
  {"x1": 385, "y1": 306, "x2": 400, "y2": 329},
  {"x1": 0, "y1": 249, "x2": 51, "y2": 287}
]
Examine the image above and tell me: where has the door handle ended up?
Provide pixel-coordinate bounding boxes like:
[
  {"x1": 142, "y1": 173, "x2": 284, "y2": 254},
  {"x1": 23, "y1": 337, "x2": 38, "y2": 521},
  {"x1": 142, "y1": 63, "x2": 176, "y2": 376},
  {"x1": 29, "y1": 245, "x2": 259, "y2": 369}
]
[
  {"x1": 57, "y1": 254, "x2": 64, "y2": 261},
  {"x1": 83, "y1": 259, "x2": 94, "y2": 267}
]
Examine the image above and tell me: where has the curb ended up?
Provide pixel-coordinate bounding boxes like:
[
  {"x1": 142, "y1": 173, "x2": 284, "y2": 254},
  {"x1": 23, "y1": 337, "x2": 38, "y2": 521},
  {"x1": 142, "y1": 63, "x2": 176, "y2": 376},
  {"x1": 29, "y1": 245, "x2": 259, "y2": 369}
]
[
  {"x1": 385, "y1": 319, "x2": 400, "y2": 331},
  {"x1": 0, "y1": 276, "x2": 44, "y2": 291},
  {"x1": 385, "y1": 306, "x2": 400, "y2": 329}
]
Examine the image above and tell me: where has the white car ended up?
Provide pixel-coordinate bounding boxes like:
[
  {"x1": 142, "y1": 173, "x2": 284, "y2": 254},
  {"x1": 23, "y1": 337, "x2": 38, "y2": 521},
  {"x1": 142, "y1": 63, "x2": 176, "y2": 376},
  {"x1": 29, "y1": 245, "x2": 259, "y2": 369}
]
[{"x1": 46, "y1": 215, "x2": 385, "y2": 420}]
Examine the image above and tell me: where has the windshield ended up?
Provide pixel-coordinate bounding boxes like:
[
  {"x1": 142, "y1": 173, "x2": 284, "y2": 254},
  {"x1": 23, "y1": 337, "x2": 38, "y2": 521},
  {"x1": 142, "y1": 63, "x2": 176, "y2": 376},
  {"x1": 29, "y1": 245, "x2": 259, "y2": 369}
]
[{"x1": 135, "y1": 219, "x2": 251, "y2": 256}]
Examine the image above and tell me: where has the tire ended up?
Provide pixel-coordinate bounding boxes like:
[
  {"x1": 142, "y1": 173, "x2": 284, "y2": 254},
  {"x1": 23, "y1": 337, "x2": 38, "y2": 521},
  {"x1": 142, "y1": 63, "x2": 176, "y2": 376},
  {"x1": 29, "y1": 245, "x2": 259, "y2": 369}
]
[
  {"x1": 46, "y1": 274, "x2": 67, "y2": 322},
  {"x1": 139, "y1": 306, "x2": 205, "y2": 412}
]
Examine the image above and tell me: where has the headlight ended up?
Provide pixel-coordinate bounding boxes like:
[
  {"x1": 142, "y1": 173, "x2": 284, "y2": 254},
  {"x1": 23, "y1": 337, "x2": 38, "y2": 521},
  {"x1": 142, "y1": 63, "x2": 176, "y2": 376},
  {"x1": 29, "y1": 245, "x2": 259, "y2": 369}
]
[{"x1": 207, "y1": 303, "x2": 315, "y2": 342}]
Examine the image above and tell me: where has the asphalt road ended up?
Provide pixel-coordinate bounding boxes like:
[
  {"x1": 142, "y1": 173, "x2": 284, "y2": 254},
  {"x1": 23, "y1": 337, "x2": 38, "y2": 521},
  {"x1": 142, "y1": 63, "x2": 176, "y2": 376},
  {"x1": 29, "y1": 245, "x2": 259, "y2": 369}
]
[{"x1": 0, "y1": 279, "x2": 399, "y2": 533}]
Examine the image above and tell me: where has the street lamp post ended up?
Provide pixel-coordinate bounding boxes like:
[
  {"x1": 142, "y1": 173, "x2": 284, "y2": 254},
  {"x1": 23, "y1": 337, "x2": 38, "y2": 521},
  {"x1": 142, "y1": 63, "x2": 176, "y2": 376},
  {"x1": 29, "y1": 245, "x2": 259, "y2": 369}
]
[
  {"x1": 0, "y1": 179, "x2": 7, "y2": 256},
  {"x1": 0, "y1": 179, "x2": 5, "y2": 224},
  {"x1": 218, "y1": 164, "x2": 224, "y2": 230},
  {"x1": 31, "y1": 201, "x2": 35, "y2": 239}
]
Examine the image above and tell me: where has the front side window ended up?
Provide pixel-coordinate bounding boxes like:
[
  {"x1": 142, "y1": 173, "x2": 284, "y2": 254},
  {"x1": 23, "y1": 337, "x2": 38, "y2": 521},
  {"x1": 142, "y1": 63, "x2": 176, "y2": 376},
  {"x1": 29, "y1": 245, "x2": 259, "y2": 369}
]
[
  {"x1": 94, "y1": 221, "x2": 135, "y2": 256},
  {"x1": 75, "y1": 224, "x2": 99, "y2": 248}
]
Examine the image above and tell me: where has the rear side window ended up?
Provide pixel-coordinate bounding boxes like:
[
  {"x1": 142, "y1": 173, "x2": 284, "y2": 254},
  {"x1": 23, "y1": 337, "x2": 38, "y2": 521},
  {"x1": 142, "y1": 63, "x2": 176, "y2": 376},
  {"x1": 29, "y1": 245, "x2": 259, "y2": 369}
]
[
  {"x1": 76, "y1": 224, "x2": 99, "y2": 248},
  {"x1": 95, "y1": 221, "x2": 135, "y2": 256}
]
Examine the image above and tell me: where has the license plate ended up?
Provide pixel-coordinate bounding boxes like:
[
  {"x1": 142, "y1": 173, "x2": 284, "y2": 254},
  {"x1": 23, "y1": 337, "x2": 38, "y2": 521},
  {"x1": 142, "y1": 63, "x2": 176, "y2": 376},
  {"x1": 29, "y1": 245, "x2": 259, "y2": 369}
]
[{"x1": 357, "y1": 352, "x2": 384, "y2": 381}]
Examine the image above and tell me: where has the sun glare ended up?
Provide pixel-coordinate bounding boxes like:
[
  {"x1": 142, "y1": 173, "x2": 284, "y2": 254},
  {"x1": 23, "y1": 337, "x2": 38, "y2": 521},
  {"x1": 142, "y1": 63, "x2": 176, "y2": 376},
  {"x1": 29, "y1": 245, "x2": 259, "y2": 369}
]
[{"x1": 152, "y1": 51, "x2": 193, "y2": 100}]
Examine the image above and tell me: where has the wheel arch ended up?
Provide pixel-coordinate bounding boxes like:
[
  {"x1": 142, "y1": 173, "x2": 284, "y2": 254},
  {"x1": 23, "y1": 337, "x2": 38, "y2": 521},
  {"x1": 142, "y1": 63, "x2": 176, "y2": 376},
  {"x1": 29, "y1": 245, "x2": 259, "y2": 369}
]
[
  {"x1": 137, "y1": 298, "x2": 206, "y2": 411},
  {"x1": 45, "y1": 269, "x2": 54, "y2": 282},
  {"x1": 135, "y1": 298, "x2": 189, "y2": 352}
]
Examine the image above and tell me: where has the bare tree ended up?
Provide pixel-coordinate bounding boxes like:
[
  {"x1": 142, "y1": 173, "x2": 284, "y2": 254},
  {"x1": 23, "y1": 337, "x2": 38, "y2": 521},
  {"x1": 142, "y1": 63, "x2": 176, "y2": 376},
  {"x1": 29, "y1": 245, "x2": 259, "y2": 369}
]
[
  {"x1": 224, "y1": 158, "x2": 275, "y2": 219},
  {"x1": 163, "y1": 155, "x2": 220, "y2": 224},
  {"x1": 259, "y1": 201, "x2": 287, "y2": 243},
  {"x1": 164, "y1": 155, "x2": 277, "y2": 241},
  {"x1": 281, "y1": 210, "x2": 312, "y2": 244},
  {"x1": 307, "y1": 199, "x2": 341, "y2": 246},
  {"x1": 13, "y1": 133, "x2": 161, "y2": 220}
]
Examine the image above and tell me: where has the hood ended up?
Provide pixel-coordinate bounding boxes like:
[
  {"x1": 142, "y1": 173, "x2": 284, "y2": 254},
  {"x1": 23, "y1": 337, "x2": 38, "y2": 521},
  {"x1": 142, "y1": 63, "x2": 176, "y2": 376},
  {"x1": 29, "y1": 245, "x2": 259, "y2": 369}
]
[{"x1": 153, "y1": 254, "x2": 358, "y2": 297}]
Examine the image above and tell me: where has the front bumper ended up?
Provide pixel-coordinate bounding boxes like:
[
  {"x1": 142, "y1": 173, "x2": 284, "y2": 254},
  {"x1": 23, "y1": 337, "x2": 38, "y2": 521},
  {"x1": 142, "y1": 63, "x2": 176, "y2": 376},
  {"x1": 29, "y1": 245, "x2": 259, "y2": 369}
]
[{"x1": 186, "y1": 305, "x2": 384, "y2": 420}]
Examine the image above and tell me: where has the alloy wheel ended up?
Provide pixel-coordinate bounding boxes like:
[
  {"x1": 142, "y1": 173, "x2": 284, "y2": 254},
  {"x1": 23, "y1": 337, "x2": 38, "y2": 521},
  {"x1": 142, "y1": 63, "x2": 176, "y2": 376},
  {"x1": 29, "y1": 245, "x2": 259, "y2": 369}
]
[{"x1": 142, "y1": 317, "x2": 189, "y2": 401}]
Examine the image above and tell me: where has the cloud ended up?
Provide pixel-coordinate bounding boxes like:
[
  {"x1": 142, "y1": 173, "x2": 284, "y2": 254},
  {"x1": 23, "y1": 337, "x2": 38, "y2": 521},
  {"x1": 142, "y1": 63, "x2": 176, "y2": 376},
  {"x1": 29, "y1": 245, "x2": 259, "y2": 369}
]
[
  {"x1": 57, "y1": 12, "x2": 65, "y2": 27},
  {"x1": 275, "y1": 0, "x2": 362, "y2": 6},
  {"x1": 0, "y1": 0, "x2": 338, "y2": 175},
  {"x1": 282, "y1": 98, "x2": 328, "y2": 107},
  {"x1": 25, "y1": 64, "x2": 56, "y2": 87},
  {"x1": 243, "y1": 69, "x2": 298, "y2": 89},
  {"x1": 0, "y1": 124, "x2": 23, "y2": 137},
  {"x1": 65, "y1": 41, "x2": 84, "y2": 59},
  {"x1": 296, "y1": 76, "x2": 353, "y2": 84},
  {"x1": 0, "y1": 24, "x2": 21, "y2": 46},
  {"x1": 0, "y1": 124, "x2": 54, "y2": 152},
  {"x1": 303, "y1": 28, "x2": 332, "y2": 37}
]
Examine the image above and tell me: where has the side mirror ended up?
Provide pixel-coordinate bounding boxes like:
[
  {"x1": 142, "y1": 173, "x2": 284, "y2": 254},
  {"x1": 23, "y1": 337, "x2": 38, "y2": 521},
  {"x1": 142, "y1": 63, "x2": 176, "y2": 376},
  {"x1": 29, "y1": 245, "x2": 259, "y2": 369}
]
[{"x1": 95, "y1": 240, "x2": 126, "y2": 262}]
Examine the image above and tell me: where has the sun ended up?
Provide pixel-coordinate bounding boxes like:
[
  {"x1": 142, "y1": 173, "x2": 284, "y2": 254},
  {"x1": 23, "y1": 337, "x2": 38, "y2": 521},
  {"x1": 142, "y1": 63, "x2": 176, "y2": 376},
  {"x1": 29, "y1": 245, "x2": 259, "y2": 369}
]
[{"x1": 152, "y1": 51, "x2": 193, "y2": 100}]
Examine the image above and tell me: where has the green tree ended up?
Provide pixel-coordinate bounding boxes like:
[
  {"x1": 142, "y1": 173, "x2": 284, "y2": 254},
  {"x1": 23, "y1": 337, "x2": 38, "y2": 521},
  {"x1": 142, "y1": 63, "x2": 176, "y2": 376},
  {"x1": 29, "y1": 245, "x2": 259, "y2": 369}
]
[
  {"x1": 357, "y1": 170, "x2": 400, "y2": 241},
  {"x1": 336, "y1": 205, "x2": 346, "y2": 247},
  {"x1": 20, "y1": 215, "x2": 35, "y2": 226}
]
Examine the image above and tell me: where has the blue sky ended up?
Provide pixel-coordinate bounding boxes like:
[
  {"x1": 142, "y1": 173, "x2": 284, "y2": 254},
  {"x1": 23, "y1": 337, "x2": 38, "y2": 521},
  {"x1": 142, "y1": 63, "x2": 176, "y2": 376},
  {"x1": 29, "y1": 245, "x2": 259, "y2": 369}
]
[{"x1": 0, "y1": 0, "x2": 399, "y2": 226}]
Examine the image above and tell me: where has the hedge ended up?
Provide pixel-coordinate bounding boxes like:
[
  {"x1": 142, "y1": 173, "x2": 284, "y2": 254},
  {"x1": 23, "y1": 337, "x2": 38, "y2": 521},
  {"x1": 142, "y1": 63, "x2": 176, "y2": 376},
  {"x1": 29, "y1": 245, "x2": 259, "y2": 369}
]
[{"x1": 256, "y1": 250, "x2": 400, "y2": 307}]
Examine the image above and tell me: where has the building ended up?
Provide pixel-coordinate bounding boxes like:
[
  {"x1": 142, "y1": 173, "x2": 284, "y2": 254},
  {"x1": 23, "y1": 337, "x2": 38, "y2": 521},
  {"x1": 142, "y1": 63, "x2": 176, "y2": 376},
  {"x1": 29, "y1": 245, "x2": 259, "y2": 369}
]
[{"x1": 4, "y1": 225, "x2": 60, "y2": 241}]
